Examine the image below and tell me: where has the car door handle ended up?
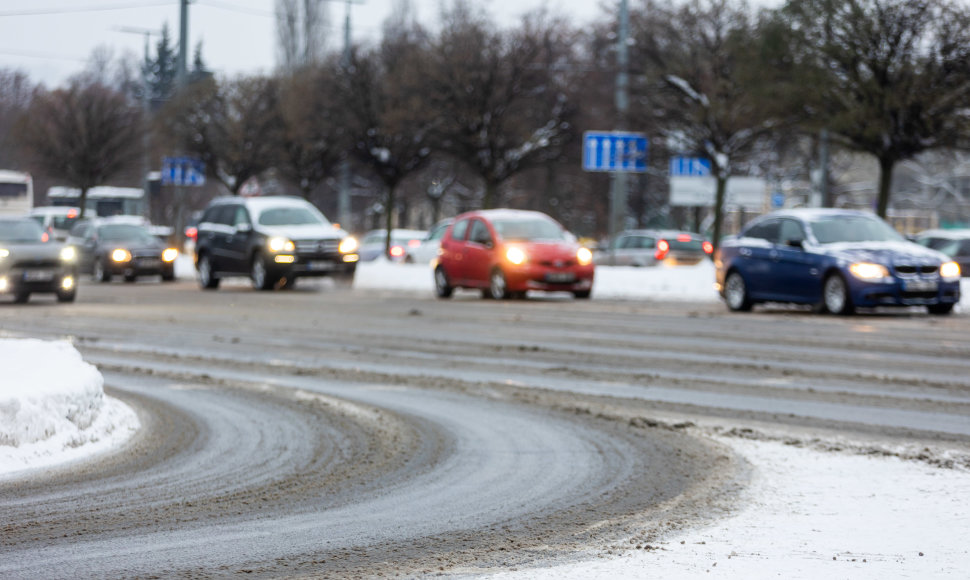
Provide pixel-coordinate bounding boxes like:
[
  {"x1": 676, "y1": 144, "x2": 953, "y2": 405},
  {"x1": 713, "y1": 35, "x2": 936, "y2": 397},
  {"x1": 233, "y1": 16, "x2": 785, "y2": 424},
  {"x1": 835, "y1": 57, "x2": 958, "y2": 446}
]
[{"x1": 739, "y1": 248, "x2": 752, "y2": 257}]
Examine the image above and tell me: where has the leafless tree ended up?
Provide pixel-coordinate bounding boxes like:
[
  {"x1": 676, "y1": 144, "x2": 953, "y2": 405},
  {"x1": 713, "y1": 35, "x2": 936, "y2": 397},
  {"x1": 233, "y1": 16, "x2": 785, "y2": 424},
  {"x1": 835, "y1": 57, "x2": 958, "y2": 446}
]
[
  {"x1": 276, "y1": 0, "x2": 330, "y2": 73},
  {"x1": 0, "y1": 69, "x2": 35, "y2": 168}
]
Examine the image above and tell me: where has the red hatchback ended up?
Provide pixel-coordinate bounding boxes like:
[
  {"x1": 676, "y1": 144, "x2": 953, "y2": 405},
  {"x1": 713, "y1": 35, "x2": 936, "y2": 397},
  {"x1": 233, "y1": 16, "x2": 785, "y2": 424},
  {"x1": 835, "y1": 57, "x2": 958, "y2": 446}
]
[{"x1": 434, "y1": 209, "x2": 595, "y2": 299}]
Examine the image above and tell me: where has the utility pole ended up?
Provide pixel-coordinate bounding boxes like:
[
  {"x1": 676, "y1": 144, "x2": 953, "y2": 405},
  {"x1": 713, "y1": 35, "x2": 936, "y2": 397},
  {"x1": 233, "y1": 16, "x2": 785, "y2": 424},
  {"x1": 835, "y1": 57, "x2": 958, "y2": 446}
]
[
  {"x1": 609, "y1": 0, "x2": 630, "y2": 242},
  {"x1": 176, "y1": 0, "x2": 190, "y2": 89},
  {"x1": 331, "y1": 0, "x2": 364, "y2": 232}
]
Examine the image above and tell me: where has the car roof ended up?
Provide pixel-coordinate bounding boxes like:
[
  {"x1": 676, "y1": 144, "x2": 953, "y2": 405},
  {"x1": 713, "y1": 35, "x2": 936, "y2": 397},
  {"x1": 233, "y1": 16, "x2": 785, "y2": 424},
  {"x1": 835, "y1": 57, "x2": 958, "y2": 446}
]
[
  {"x1": 916, "y1": 228, "x2": 970, "y2": 239},
  {"x1": 617, "y1": 229, "x2": 705, "y2": 238},
  {"x1": 209, "y1": 195, "x2": 310, "y2": 210},
  {"x1": 29, "y1": 206, "x2": 80, "y2": 216},
  {"x1": 457, "y1": 209, "x2": 559, "y2": 222}
]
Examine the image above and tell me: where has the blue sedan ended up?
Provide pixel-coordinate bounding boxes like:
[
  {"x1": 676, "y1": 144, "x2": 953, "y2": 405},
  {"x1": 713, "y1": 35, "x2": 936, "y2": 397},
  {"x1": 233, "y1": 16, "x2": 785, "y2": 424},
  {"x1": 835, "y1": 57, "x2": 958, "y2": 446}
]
[{"x1": 715, "y1": 209, "x2": 961, "y2": 315}]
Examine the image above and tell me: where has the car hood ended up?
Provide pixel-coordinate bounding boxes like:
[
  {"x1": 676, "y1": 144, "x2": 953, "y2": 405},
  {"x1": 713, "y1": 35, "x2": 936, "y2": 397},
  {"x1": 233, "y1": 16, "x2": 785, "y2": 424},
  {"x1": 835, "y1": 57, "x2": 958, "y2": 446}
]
[
  {"x1": 257, "y1": 224, "x2": 345, "y2": 240},
  {"x1": 819, "y1": 241, "x2": 947, "y2": 265}
]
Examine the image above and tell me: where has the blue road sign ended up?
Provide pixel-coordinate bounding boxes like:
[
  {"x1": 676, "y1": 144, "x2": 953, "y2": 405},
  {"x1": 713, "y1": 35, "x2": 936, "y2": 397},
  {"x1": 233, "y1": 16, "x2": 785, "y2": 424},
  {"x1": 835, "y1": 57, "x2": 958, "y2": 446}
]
[
  {"x1": 669, "y1": 156, "x2": 712, "y2": 177},
  {"x1": 583, "y1": 131, "x2": 648, "y2": 173},
  {"x1": 161, "y1": 156, "x2": 206, "y2": 187}
]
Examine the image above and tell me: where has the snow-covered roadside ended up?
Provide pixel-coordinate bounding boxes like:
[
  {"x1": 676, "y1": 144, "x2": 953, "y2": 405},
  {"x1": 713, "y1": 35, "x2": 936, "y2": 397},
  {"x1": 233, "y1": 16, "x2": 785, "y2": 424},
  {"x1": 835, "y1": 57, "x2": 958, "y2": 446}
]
[
  {"x1": 0, "y1": 339, "x2": 140, "y2": 478},
  {"x1": 485, "y1": 437, "x2": 970, "y2": 580}
]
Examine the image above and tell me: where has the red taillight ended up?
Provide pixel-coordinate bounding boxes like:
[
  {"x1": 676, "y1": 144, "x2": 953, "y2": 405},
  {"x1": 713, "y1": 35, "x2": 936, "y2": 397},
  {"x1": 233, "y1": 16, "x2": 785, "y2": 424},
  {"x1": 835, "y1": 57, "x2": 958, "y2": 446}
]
[
  {"x1": 408, "y1": 239, "x2": 421, "y2": 248},
  {"x1": 67, "y1": 209, "x2": 78, "y2": 218},
  {"x1": 702, "y1": 241, "x2": 714, "y2": 254},
  {"x1": 655, "y1": 239, "x2": 670, "y2": 261},
  {"x1": 41, "y1": 231, "x2": 50, "y2": 243},
  {"x1": 390, "y1": 245, "x2": 405, "y2": 258},
  {"x1": 677, "y1": 234, "x2": 692, "y2": 242},
  {"x1": 185, "y1": 226, "x2": 198, "y2": 240}
]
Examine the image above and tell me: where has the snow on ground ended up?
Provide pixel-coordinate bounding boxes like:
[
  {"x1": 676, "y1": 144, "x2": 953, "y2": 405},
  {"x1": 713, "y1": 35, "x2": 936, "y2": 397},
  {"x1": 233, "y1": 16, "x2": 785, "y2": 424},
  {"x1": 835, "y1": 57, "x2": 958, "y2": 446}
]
[{"x1": 2, "y1": 258, "x2": 970, "y2": 578}]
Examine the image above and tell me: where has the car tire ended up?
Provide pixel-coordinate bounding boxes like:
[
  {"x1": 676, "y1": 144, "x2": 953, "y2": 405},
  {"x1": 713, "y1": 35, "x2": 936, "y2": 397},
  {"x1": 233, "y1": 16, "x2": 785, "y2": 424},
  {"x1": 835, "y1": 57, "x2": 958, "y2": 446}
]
[
  {"x1": 724, "y1": 271, "x2": 752, "y2": 312},
  {"x1": 251, "y1": 254, "x2": 276, "y2": 290},
  {"x1": 488, "y1": 268, "x2": 510, "y2": 300},
  {"x1": 279, "y1": 276, "x2": 297, "y2": 290},
  {"x1": 927, "y1": 303, "x2": 954, "y2": 315},
  {"x1": 13, "y1": 290, "x2": 29, "y2": 304},
  {"x1": 197, "y1": 254, "x2": 220, "y2": 290},
  {"x1": 94, "y1": 258, "x2": 111, "y2": 282},
  {"x1": 56, "y1": 288, "x2": 76, "y2": 303},
  {"x1": 573, "y1": 290, "x2": 591, "y2": 299},
  {"x1": 823, "y1": 273, "x2": 855, "y2": 315},
  {"x1": 124, "y1": 274, "x2": 137, "y2": 283},
  {"x1": 434, "y1": 266, "x2": 453, "y2": 299},
  {"x1": 162, "y1": 270, "x2": 176, "y2": 282}
]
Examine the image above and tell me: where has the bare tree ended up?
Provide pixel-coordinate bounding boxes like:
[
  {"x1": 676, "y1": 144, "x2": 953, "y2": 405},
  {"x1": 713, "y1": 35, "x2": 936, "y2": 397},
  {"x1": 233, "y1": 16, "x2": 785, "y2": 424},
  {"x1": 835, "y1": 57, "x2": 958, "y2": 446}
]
[
  {"x1": 0, "y1": 69, "x2": 35, "y2": 168},
  {"x1": 15, "y1": 79, "x2": 142, "y2": 218},
  {"x1": 779, "y1": 0, "x2": 970, "y2": 217},
  {"x1": 276, "y1": 0, "x2": 330, "y2": 73}
]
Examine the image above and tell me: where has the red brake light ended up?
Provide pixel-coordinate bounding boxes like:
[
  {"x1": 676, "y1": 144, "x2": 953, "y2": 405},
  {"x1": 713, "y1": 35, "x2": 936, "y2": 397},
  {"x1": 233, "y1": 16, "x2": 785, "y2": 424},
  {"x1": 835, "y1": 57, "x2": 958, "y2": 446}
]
[
  {"x1": 702, "y1": 241, "x2": 714, "y2": 254},
  {"x1": 655, "y1": 239, "x2": 670, "y2": 260},
  {"x1": 390, "y1": 245, "x2": 405, "y2": 258},
  {"x1": 408, "y1": 239, "x2": 421, "y2": 248},
  {"x1": 185, "y1": 226, "x2": 198, "y2": 240},
  {"x1": 67, "y1": 209, "x2": 78, "y2": 218},
  {"x1": 677, "y1": 234, "x2": 692, "y2": 242},
  {"x1": 41, "y1": 231, "x2": 50, "y2": 243}
]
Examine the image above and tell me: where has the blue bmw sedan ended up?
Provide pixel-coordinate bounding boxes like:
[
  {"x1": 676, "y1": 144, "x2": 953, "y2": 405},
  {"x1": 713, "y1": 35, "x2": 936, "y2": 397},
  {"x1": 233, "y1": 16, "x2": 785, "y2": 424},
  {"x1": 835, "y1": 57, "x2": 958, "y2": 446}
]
[{"x1": 715, "y1": 209, "x2": 961, "y2": 315}]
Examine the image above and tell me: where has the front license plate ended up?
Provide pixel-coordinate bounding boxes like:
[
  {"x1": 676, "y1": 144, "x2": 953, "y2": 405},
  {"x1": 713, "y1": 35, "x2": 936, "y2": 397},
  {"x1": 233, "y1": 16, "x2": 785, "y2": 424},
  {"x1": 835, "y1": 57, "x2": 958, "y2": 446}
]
[
  {"x1": 308, "y1": 261, "x2": 336, "y2": 271},
  {"x1": 138, "y1": 258, "x2": 161, "y2": 268},
  {"x1": 904, "y1": 279, "x2": 938, "y2": 292},
  {"x1": 23, "y1": 270, "x2": 54, "y2": 282},
  {"x1": 545, "y1": 272, "x2": 575, "y2": 283}
]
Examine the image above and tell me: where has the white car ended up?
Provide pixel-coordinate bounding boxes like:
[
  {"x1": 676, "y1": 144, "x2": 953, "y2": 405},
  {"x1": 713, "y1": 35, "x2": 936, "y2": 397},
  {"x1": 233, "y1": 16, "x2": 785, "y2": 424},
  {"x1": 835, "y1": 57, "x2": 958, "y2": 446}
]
[
  {"x1": 404, "y1": 218, "x2": 453, "y2": 265},
  {"x1": 27, "y1": 206, "x2": 82, "y2": 241}
]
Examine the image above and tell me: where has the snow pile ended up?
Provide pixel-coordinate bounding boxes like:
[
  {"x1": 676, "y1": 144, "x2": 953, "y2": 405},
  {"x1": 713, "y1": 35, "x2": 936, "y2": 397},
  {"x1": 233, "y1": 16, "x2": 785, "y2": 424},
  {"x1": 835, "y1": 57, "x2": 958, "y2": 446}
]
[{"x1": 0, "y1": 339, "x2": 140, "y2": 477}]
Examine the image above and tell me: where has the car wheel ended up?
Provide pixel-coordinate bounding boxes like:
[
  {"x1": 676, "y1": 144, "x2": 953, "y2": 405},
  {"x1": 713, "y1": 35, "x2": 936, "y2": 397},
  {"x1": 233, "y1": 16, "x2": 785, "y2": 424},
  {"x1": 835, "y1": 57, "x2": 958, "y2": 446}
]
[
  {"x1": 13, "y1": 290, "x2": 29, "y2": 304},
  {"x1": 197, "y1": 254, "x2": 220, "y2": 290},
  {"x1": 251, "y1": 254, "x2": 276, "y2": 290},
  {"x1": 124, "y1": 274, "x2": 137, "y2": 283},
  {"x1": 724, "y1": 271, "x2": 752, "y2": 312},
  {"x1": 279, "y1": 276, "x2": 297, "y2": 290},
  {"x1": 161, "y1": 270, "x2": 176, "y2": 282},
  {"x1": 56, "y1": 288, "x2": 76, "y2": 303},
  {"x1": 573, "y1": 290, "x2": 592, "y2": 299},
  {"x1": 488, "y1": 268, "x2": 510, "y2": 300},
  {"x1": 434, "y1": 266, "x2": 453, "y2": 298},
  {"x1": 93, "y1": 258, "x2": 111, "y2": 282},
  {"x1": 928, "y1": 303, "x2": 954, "y2": 315},
  {"x1": 823, "y1": 273, "x2": 855, "y2": 315}
]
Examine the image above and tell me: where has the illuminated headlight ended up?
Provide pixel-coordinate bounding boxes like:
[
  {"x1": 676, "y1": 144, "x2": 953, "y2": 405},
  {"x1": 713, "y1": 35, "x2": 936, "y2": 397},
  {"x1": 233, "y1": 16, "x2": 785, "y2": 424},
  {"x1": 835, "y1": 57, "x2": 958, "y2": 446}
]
[
  {"x1": 0, "y1": 277, "x2": 7, "y2": 291},
  {"x1": 61, "y1": 276, "x2": 75, "y2": 290},
  {"x1": 0, "y1": 248, "x2": 8, "y2": 260},
  {"x1": 339, "y1": 236, "x2": 358, "y2": 254},
  {"x1": 59, "y1": 246, "x2": 77, "y2": 262},
  {"x1": 111, "y1": 249, "x2": 132, "y2": 263},
  {"x1": 268, "y1": 237, "x2": 295, "y2": 253},
  {"x1": 505, "y1": 246, "x2": 527, "y2": 265},
  {"x1": 848, "y1": 262, "x2": 889, "y2": 281},
  {"x1": 941, "y1": 261, "x2": 961, "y2": 281},
  {"x1": 162, "y1": 248, "x2": 179, "y2": 262},
  {"x1": 577, "y1": 247, "x2": 593, "y2": 266}
]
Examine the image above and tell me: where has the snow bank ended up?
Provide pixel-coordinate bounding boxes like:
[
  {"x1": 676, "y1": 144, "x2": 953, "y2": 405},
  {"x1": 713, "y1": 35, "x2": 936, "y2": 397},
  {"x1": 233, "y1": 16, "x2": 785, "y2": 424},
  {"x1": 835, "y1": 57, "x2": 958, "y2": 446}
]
[{"x1": 0, "y1": 339, "x2": 140, "y2": 477}]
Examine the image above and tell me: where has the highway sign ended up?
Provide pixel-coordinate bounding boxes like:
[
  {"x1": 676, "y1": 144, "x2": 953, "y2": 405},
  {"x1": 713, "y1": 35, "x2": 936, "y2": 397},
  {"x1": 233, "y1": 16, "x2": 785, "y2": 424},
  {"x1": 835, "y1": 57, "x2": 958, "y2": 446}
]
[
  {"x1": 583, "y1": 131, "x2": 648, "y2": 173},
  {"x1": 669, "y1": 176, "x2": 766, "y2": 210},
  {"x1": 669, "y1": 156, "x2": 712, "y2": 177},
  {"x1": 161, "y1": 156, "x2": 206, "y2": 187}
]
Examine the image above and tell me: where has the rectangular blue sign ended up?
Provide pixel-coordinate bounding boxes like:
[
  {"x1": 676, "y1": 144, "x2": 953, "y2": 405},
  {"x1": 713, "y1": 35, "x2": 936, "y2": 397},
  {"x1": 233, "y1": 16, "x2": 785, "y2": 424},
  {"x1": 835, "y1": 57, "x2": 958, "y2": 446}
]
[
  {"x1": 583, "y1": 131, "x2": 648, "y2": 173},
  {"x1": 669, "y1": 156, "x2": 712, "y2": 177},
  {"x1": 161, "y1": 156, "x2": 206, "y2": 187}
]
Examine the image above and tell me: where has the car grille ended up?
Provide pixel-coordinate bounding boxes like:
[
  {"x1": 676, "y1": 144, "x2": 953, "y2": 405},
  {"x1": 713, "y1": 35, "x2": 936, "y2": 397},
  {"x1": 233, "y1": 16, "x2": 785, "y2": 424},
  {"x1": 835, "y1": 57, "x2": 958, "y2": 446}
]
[
  {"x1": 12, "y1": 258, "x2": 59, "y2": 269},
  {"x1": 895, "y1": 264, "x2": 938, "y2": 275},
  {"x1": 294, "y1": 239, "x2": 340, "y2": 255},
  {"x1": 536, "y1": 258, "x2": 577, "y2": 268}
]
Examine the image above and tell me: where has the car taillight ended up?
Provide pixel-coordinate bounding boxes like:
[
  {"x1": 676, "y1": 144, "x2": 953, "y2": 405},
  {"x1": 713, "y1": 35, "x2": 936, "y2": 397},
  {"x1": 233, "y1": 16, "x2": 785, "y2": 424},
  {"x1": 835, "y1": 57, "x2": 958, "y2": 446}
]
[
  {"x1": 655, "y1": 239, "x2": 670, "y2": 260},
  {"x1": 702, "y1": 241, "x2": 714, "y2": 254},
  {"x1": 677, "y1": 234, "x2": 692, "y2": 243},
  {"x1": 390, "y1": 245, "x2": 405, "y2": 258},
  {"x1": 185, "y1": 226, "x2": 198, "y2": 240},
  {"x1": 408, "y1": 239, "x2": 421, "y2": 248}
]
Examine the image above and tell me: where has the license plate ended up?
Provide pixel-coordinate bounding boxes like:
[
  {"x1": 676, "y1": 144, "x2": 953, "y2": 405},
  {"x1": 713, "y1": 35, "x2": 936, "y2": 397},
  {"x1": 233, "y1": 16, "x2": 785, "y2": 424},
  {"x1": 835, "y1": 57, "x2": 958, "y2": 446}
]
[
  {"x1": 308, "y1": 261, "x2": 336, "y2": 271},
  {"x1": 138, "y1": 258, "x2": 161, "y2": 268},
  {"x1": 545, "y1": 272, "x2": 575, "y2": 283},
  {"x1": 23, "y1": 270, "x2": 54, "y2": 282},
  {"x1": 904, "y1": 279, "x2": 938, "y2": 292}
]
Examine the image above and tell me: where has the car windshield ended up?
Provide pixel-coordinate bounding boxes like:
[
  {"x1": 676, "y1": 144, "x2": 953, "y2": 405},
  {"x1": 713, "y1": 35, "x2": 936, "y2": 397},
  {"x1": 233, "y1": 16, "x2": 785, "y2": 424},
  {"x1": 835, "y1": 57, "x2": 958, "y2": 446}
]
[
  {"x1": 492, "y1": 218, "x2": 566, "y2": 242},
  {"x1": 99, "y1": 224, "x2": 155, "y2": 243},
  {"x1": 809, "y1": 215, "x2": 905, "y2": 244},
  {"x1": 0, "y1": 219, "x2": 45, "y2": 242},
  {"x1": 258, "y1": 207, "x2": 328, "y2": 226}
]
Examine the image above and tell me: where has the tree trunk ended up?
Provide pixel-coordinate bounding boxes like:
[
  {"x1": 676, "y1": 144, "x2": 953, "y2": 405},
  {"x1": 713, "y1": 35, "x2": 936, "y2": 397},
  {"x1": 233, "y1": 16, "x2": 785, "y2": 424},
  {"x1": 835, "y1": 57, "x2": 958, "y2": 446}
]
[
  {"x1": 384, "y1": 186, "x2": 395, "y2": 259},
  {"x1": 78, "y1": 187, "x2": 90, "y2": 219},
  {"x1": 711, "y1": 175, "x2": 728, "y2": 254},
  {"x1": 876, "y1": 156, "x2": 894, "y2": 218},
  {"x1": 483, "y1": 180, "x2": 498, "y2": 209}
]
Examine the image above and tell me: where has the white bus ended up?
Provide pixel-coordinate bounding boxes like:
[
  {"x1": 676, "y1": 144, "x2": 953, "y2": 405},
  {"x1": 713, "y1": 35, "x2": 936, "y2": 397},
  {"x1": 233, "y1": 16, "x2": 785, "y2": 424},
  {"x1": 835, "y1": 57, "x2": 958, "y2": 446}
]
[{"x1": 0, "y1": 170, "x2": 33, "y2": 216}]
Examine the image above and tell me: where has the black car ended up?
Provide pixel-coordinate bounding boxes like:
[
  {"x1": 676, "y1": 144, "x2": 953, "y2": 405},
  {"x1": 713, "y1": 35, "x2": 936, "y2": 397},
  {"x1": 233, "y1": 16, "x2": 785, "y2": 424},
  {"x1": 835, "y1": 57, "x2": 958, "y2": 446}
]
[
  {"x1": 193, "y1": 196, "x2": 359, "y2": 290},
  {"x1": 68, "y1": 217, "x2": 179, "y2": 283},
  {"x1": 914, "y1": 229, "x2": 970, "y2": 278},
  {"x1": 0, "y1": 217, "x2": 78, "y2": 303}
]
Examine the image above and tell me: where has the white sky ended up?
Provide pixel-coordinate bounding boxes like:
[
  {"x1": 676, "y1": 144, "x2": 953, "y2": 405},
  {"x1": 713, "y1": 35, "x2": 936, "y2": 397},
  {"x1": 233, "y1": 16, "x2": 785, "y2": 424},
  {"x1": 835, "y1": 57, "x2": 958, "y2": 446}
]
[{"x1": 0, "y1": 0, "x2": 609, "y2": 88}]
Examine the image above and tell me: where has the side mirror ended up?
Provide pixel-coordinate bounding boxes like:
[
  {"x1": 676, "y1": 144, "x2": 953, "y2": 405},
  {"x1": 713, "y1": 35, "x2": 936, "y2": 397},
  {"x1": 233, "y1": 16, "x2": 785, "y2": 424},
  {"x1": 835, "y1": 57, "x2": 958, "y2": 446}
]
[{"x1": 786, "y1": 238, "x2": 804, "y2": 249}]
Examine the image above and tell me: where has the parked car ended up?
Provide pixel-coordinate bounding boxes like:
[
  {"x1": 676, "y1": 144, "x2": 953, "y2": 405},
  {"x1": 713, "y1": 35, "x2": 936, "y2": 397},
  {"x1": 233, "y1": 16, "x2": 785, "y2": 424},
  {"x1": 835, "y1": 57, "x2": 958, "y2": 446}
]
[
  {"x1": 434, "y1": 209, "x2": 595, "y2": 299},
  {"x1": 594, "y1": 229, "x2": 713, "y2": 267},
  {"x1": 0, "y1": 216, "x2": 78, "y2": 303},
  {"x1": 913, "y1": 229, "x2": 970, "y2": 277},
  {"x1": 404, "y1": 218, "x2": 454, "y2": 265},
  {"x1": 715, "y1": 209, "x2": 961, "y2": 315},
  {"x1": 68, "y1": 216, "x2": 179, "y2": 283},
  {"x1": 27, "y1": 206, "x2": 82, "y2": 241},
  {"x1": 193, "y1": 195, "x2": 358, "y2": 290},
  {"x1": 358, "y1": 228, "x2": 427, "y2": 262}
]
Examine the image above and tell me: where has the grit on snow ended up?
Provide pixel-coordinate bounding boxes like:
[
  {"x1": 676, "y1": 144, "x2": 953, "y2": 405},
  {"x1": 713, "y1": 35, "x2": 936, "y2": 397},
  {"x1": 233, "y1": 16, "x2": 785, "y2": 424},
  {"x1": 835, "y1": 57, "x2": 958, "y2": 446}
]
[{"x1": 1, "y1": 259, "x2": 969, "y2": 579}]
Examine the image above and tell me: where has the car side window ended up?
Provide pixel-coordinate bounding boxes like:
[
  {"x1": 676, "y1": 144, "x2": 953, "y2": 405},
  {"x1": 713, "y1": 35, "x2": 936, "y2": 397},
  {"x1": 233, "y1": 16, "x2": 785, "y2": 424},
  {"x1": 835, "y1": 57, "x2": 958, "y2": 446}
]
[
  {"x1": 745, "y1": 220, "x2": 780, "y2": 243},
  {"x1": 778, "y1": 219, "x2": 805, "y2": 245},
  {"x1": 451, "y1": 219, "x2": 470, "y2": 241},
  {"x1": 231, "y1": 207, "x2": 249, "y2": 227},
  {"x1": 468, "y1": 220, "x2": 492, "y2": 246}
]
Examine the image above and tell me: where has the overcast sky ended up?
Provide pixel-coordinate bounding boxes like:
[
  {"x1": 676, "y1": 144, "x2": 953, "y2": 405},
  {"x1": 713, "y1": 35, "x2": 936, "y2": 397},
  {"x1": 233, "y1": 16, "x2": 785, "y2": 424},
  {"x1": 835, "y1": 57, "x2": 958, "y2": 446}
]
[{"x1": 0, "y1": 0, "x2": 612, "y2": 88}]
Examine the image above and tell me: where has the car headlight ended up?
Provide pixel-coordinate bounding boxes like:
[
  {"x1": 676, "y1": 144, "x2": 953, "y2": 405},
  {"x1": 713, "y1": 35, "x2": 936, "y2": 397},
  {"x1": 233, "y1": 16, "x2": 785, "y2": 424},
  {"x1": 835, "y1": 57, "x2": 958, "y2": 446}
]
[
  {"x1": 162, "y1": 248, "x2": 179, "y2": 263},
  {"x1": 268, "y1": 237, "x2": 295, "y2": 253},
  {"x1": 339, "y1": 236, "x2": 358, "y2": 254},
  {"x1": 505, "y1": 246, "x2": 527, "y2": 265},
  {"x1": 848, "y1": 262, "x2": 889, "y2": 281},
  {"x1": 941, "y1": 261, "x2": 961, "y2": 281},
  {"x1": 59, "y1": 246, "x2": 77, "y2": 262},
  {"x1": 0, "y1": 248, "x2": 8, "y2": 260},
  {"x1": 111, "y1": 248, "x2": 132, "y2": 263},
  {"x1": 577, "y1": 247, "x2": 593, "y2": 266}
]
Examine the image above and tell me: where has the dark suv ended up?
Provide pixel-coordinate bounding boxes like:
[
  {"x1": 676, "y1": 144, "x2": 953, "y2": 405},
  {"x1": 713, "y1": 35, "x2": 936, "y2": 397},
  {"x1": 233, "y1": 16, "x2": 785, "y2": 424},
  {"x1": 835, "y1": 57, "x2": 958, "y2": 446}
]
[{"x1": 194, "y1": 196, "x2": 359, "y2": 290}]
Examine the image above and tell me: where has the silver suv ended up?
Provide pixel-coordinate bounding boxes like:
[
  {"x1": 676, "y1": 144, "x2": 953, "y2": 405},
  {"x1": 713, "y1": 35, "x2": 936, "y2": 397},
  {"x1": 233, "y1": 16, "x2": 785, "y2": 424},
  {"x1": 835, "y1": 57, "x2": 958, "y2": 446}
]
[{"x1": 194, "y1": 196, "x2": 359, "y2": 290}]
